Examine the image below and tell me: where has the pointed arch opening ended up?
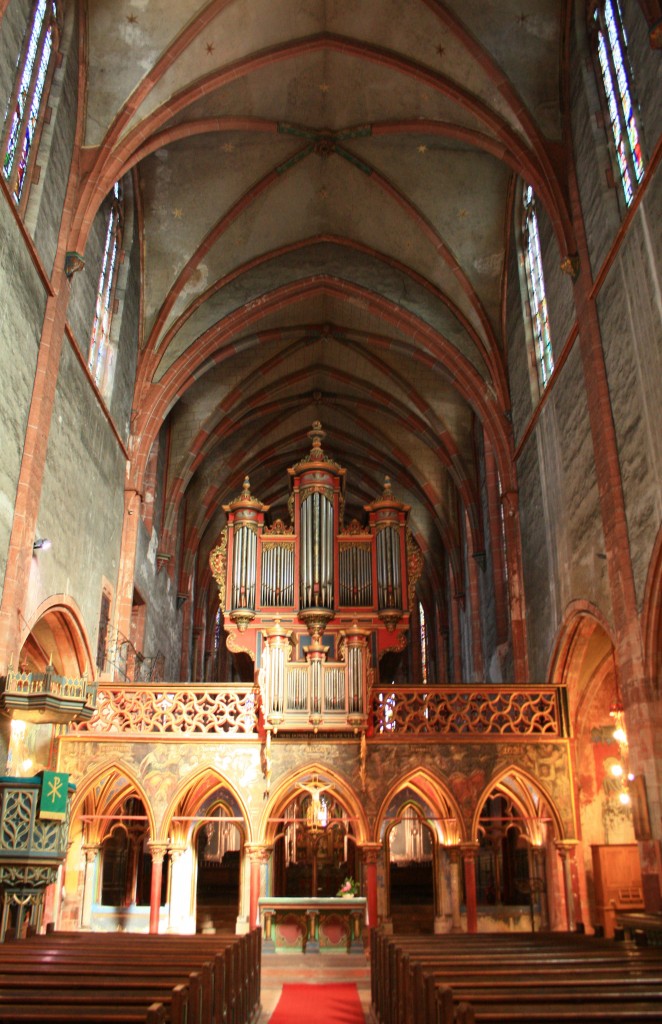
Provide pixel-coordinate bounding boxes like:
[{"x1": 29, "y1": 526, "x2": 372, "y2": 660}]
[{"x1": 471, "y1": 768, "x2": 563, "y2": 932}]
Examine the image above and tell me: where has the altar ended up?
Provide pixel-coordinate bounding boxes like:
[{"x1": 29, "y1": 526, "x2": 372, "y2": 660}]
[{"x1": 258, "y1": 896, "x2": 366, "y2": 953}]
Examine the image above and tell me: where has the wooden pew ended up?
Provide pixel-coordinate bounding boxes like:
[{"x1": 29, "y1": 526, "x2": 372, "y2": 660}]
[
  {"x1": 371, "y1": 929, "x2": 662, "y2": 1024},
  {"x1": 0, "y1": 929, "x2": 261, "y2": 1024}
]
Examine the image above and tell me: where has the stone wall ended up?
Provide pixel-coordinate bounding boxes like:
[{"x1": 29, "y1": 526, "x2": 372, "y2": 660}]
[
  {"x1": 32, "y1": 338, "x2": 126, "y2": 643},
  {"x1": 0, "y1": 207, "x2": 47, "y2": 593}
]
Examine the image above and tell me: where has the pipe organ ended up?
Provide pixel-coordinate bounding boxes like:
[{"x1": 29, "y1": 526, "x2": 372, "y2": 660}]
[{"x1": 211, "y1": 423, "x2": 420, "y2": 734}]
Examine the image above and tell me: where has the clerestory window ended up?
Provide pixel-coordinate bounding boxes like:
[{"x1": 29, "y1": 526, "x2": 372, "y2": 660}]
[
  {"x1": 88, "y1": 182, "x2": 123, "y2": 396},
  {"x1": 590, "y1": 0, "x2": 645, "y2": 208},
  {"x1": 522, "y1": 184, "x2": 554, "y2": 394},
  {"x1": 1, "y1": 0, "x2": 61, "y2": 211}
]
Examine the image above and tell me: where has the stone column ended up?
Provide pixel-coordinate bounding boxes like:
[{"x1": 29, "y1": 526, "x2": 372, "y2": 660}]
[
  {"x1": 555, "y1": 840, "x2": 580, "y2": 932},
  {"x1": 532, "y1": 845, "x2": 549, "y2": 932},
  {"x1": 167, "y1": 845, "x2": 187, "y2": 933},
  {"x1": 245, "y1": 844, "x2": 271, "y2": 931},
  {"x1": 147, "y1": 841, "x2": 169, "y2": 934},
  {"x1": 80, "y1": 845, "x2": 99, "y2": 930},
  {"x1": 359, "y1": 843, "x2": 382, "y2": 929},
  {"x1": 460, "y1": 843, "x2": 479, "y2": 933},
  {"x1": 448, "y1": 847, "x2": 462, "y2": 932}
]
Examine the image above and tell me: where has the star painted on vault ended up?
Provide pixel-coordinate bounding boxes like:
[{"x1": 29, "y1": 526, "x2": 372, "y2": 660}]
[
  {"x1": 127, "y1": 13, "x2": 138, "y2": 24},
  {"x1": 319, "y1": 187, "x2": 329, "y2": 199},
  {"x1": 173, "y1": 208, "x2": 183, "y2": 219},
  {"x1": 319, "y1": 83, "x2": 330, "y2": 93},
  {"x1": 206, "y1": 42, "x2": 215, "y2": 55},
  {"x1": 417, "y1": 144, "x2": 428, "y2": 154},
  {"x1": 516, "y1": 13, "x2": 528, "y2": 25},
  {"x1": 436, "y1": 44, "x2": 445, "y2": 57},
  {"x1": 223, "y1": 142, "x2": 235, "y2": 153}
]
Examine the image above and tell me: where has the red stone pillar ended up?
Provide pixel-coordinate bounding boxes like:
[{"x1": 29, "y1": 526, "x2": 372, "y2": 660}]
[
  {"x1": 555, "y1": 841, "x2": 582, "y2": 932},
  {"x1": 500, "y1": 490, "x2": 529, "y2": 682},
  {"x1": 483, "y1": 435, "x2": 509, "y2": 645},
  {"x1": 245, "y1": 844, "x2": 271, "y2": 931},
  {"x1": 360, "y1": 843, "x2": 382, "y2": 929},
  {"x1": 147, "y1": 842, "x2": 168, "y2": 934},
  {"x1": 461, "y1": 843, "x2": 479, "y2": 933}
]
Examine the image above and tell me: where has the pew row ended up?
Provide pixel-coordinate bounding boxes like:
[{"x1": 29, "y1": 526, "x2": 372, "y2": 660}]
[
  {"x1": 371, "y1": 930, "x2": 662, "y2": 1024},
  {"x1": 0, "y1": 929, "x2": 260, "y2": 1024}
]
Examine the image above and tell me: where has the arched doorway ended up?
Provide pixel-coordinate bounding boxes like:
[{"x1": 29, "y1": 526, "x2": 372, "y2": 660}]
[
  {"x1": 65, "y1": 768, "x2": 159, "y2": 934},
  {"x1": 552, "y1": 608, "x2": 640, "y2": 933},
  {"x1": 474, "y1": 771, "x2": 559, "y2": 932},
  {"x1": 194, "y1": 798, "x2": 243, "y2": 934},
  {"x1": 165, "y1": 770, "x2": 249, "y2": 936},
  {"x1": 377, "y1": 771, "x2": 461, "y2": 934},
  {"x1": 387, "y1": 800, "x2": 435, "y2": 934},
  {"x1": 272, "y1": 778, "x2": 357, "y2": 899}
]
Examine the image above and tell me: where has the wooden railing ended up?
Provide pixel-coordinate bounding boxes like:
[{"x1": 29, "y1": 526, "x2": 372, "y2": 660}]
[
  {"x1": 68, "y1": 683, "x2": 568, "y2": 739},
  {"x1": 69, "y1": 684, "x2": 258, "y2": 736},
  {"x1": 371, "y1": 686, "x2": 568, "y2": 738}
]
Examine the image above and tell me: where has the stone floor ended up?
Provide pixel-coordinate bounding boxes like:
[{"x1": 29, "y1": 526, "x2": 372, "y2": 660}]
[{"x1": 257, "y1": 951, "x2": 372, "y2": 1022}]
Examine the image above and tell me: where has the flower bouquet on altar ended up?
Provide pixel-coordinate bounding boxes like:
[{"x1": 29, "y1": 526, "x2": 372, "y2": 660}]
[{"x1": 337, "y1": 876, "x2": 359, "y2": 898}]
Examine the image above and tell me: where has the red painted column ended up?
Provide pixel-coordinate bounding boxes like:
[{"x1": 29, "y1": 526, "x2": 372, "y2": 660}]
[
  {"x1": 360, "y1": 844, "x2": 382, "y2": 929},
  {"x1": 461, "y1": 844, "x2": 479, "y2": 933},
  {"x1": 483, "y1": 435, "x2": 509, "y2": 645},
  {"x1": 555, "y1": 841, "x2": 579, "y2": 932},
  {"x1": 466, "y1": 511, "x2": 484, "y2": 681},
  {"x1": 148, "y1": 843, "x2": 167, "y2": 934},
  {"x1": 246, "y1": 845, "x2": 270, "y2": 930}
]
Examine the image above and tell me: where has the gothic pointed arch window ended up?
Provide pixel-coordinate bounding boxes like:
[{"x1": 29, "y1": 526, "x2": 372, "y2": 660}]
[
  {"x1": 418, "y1": 600, "x2": 429, "y2": 686},
  {"x1": 1, "y1": 0, "x2": 61, "y2": 210},
  {"x1": 88, "y1": 181, "x2": 123, "y2": 396},
  {"x1": 522, "y1": 184, "x2": 554, "y2": 395},
  {"x1": 590, "y1": 0, "x2": 645, "y2": 208}
]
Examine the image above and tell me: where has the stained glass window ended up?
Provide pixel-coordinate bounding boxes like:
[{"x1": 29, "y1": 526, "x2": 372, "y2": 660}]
[
  {"x1": 88, "y1": 182, "x2": 123, "y2": 394},
  {"x1": 592, "y1": 0, "x2": 644, "y2": 207},
  {"x1": 1, "y1": 0, "x2": 60, "y2": 208},
  {"x1": 419, "y1": 601, "x2": 429, "y2": 686},
  {"x1": 522, "y1": 185, "x2": 554, "y2": 393}
]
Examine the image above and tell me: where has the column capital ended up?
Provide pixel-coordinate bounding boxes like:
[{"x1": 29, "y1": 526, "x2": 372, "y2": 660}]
[
  {"x1": 82, "y1": 845, "x2": 100, "y2": 864},
  {"x1": 554, "y1": 839, "x2": 579, "y2": 859},
  {"x1": 459, "y1": 841, "x2": 480, "y2": 859},
  {"x1": 147, "y1": 840, "x2": 170, "y2": 864},
  {"x1": 358, "y1": 843, "x2": 382, "y2": 864},
  {"x1": 244, "y1": 843, "x2": 272, "y2": 864}
]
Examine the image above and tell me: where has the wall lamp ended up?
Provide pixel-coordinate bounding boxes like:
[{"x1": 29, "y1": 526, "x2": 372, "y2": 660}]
[{"x1": 33, "y1": 538, "x2": 52, "y2": 552}]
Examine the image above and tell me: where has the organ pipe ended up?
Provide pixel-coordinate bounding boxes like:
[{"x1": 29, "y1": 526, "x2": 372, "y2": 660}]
[{"x1": 212, "y1": 428, "x2": 421, "y2": 734}]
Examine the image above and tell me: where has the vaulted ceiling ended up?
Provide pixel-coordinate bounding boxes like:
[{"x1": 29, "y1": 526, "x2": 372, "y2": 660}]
[{"x1": 77, "y1": 0, "x2": 573, "y2": 593}]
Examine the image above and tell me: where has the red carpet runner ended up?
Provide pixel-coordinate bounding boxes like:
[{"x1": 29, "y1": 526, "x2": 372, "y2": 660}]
[{"x1": 268, "y1": 982, "x2": 365, "y2": 1023}]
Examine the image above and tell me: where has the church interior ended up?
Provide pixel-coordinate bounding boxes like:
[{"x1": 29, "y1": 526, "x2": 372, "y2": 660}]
[{"x1": 0, "y1": 0, "x2": 661, "y2": 955}]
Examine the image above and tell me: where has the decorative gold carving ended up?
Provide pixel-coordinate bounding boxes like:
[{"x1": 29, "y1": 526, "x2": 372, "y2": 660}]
[
  {"x1": 231, "y1": 608, "x2": 255, "y2": 631},
  {"x1": 226, "y1": 631, "x2": 256, "y2": 660},
  {"x1": 406, "y1": 528, "x2": 424, "y2": 609},
  {"x1": 223, "y1": 475, "x2": 266, "y2": 511},
  {"x1": 291, "y1": 421, "x2": 342, "y2": 474},
  {"x1": 378, "y1": 609, "x2": 402, "y2": 632},
  {"x1": 380, "y1": 631, "x2": 408, "y2": 657},
  {"x1": 299, "y1": 608, "x2": 334, "y2": 636},
  {"x1": 209, "y1": 527, "x2": 228, "y2": 607},
  {"x1": 263, "y1": 519, "x2": 294, "y2": 535},
  {"x1": 341, "y1": 519, "x2": 369, "y2": 536}
]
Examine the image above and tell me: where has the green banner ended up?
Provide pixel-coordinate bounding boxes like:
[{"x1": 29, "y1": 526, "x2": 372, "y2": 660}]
[{"x1": 39, "y1": 771, "x2": 69, "y2": 821}]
